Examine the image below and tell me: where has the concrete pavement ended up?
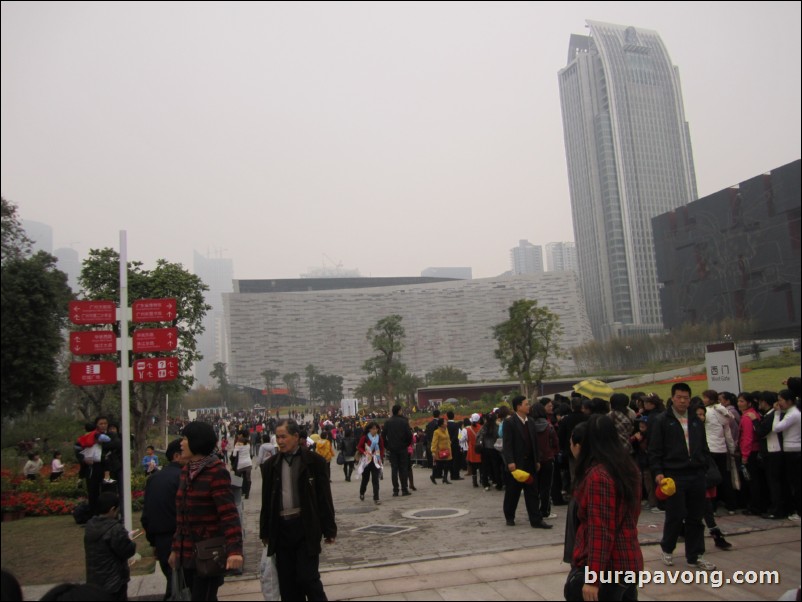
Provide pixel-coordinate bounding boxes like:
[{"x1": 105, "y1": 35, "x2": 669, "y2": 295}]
[{"x1": 20, "y1": 459, "x2": 801, "y2": 600}]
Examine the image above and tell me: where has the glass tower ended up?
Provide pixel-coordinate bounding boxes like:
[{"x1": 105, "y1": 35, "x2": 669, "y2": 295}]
[{"x1": 558, "y1": 21, "x2": 697, "y2": 340}]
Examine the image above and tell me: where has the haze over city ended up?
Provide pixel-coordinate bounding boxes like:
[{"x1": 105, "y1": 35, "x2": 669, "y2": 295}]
[{"x1": 2, "y1": 1, "x2": 800, "y2": 280}]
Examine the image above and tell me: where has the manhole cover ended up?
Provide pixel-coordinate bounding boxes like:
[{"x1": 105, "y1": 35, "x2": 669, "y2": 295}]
[
  {"x1": 402, "y1": 507, "x2": 469, "y2": 520},
  {"x1": 352, "y1": 524, "x2": 416, "y2": 536},
  {"x1": 338, "y1": 506, "x2": 378, "y2": 514}
]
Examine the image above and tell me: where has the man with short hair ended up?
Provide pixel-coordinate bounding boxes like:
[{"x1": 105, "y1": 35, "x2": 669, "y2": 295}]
[
  {"x1": 260, "y1": 419, "x2": 336, "y2": 601},
  {"x1": 649, "y1": 383, "x2": 715, "y2": 570},
  {"x1": 382, "y1": 405, "x2": 413, "y2": 497},
  {"x1": 502, "y1": 395, "x2": 551, "y2": 529},
  {"x1": 424, "y1": 409, "x2": 440, "y2": 469},
  {"x1": 446, "y1": 410, "x2": 463, "y2": 480},
  {"x1": 141, "y1": 439, "x2": 184, "y2": 600}
]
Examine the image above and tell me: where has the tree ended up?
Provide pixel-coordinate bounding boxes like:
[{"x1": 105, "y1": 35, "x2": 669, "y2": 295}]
[
  {"x1": 261, "y1": 368, "x2": 280, "y2": 407},
  {"x1": 305, "y1": 364, "x2": 320, "y2": 403},
  {"x1": 425, "y1": 366, "x2": 469, "y2": 385},
  {"x1": 78, "y1": 248, "x2": 210, "y2": 459},
  {"x1": 210, "y1": 362, "x2": 230, "y2": 406},
  {"x1": 1, "y1": 197, "x2": 31, "y2": 265},
  {"x1": 316, "y1": 373, "x2": 344, "y2": 405},
  {"x1": 283, "y1": 372, "x2": 300, "y2": 402},
  {"x1": 493, "y1": 299, "x2": 563, "y2": 399},
  {"x1": 364, "y1": 315, "x2": 406, "y2": 410},
  {"x1": 1, "y1": 250, "x2": 72, "y2": 417}
]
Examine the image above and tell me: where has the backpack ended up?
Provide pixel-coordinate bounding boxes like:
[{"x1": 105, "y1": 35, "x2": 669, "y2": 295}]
[{"x1": 474, "y1": 427, "x2": 485, "y2": 454}]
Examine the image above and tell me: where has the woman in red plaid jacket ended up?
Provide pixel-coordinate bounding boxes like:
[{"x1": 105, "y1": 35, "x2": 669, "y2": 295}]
[
  {"x1": 567, "y1": 415, "x2": 643, "y2": 601},
  {"x1": 169, "y1": 421, "x2": 243, "y2": 601}
]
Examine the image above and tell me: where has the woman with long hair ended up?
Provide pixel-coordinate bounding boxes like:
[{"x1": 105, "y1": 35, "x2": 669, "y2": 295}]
[
  {"x1": 565, "y1": 414, "x2": 643, "y2": 601},
  {"x1": 356, "y1": 421, "x2": 385, "y2": 504},
  {"x1": 430, "y1": 418, "x2": 453, "y2": 484}
]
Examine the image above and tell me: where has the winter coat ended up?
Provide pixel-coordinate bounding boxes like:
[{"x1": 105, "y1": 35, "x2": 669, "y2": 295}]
[
  {"x1": 259, "y1": 447, "x2": 337, "y2": 557},
  {"x1": 430, "y1": 427, "x2": 452, "y2": 460},
  {"x1": 533, "y1": 418, "x2": 558, "y2": 463},
  {"x1": 705, "y1": 403, "x2": 736, "y2": 454},
  {"x1": 85, "y1": 515, "x2": 136, "y2": 595},
  {"x1": 383, "y1": 415, "x2": 413, "y2": 453},
  {"x1": 648, "y1": 408, "x2": 709, "y2": 477},
  {"x1": 171, "y1": 457, "x2": 243, "y2": 567}
]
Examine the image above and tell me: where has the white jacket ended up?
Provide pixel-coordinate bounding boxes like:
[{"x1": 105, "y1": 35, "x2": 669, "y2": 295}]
[
  {"x1": 773, "y1": 405, "x2": 801, "y2": 452},
  {"x1": 705, "y1": 403, "x2": 736, "y2": 454}
]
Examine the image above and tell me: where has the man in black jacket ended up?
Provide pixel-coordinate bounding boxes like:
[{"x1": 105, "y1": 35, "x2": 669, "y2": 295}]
[
  {"x1": 446, "y1": 411, "x2": 464, "y2": 480},
  {"x1": 649, "y1": 382, "x2": 715, "y2": 570},
  {"x1": 260, "y1": 419, "x2": 337, "y2": 601},
  {"x1": 502, "y1": 396, "x2": 551, "y2": 529},
  {"x1": 424, "y1": 409, "x2": 440, "y2": 469},
  {"x1": 141, "y1": 439, "x2": 184, "y2": 600},
  {"x1": 382, "y1": 405, "x2": 413, "y2": 496}
]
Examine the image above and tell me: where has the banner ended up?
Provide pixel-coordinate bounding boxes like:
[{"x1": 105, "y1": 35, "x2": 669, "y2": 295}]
[{"x1": 340, "y1": 398, "x2": 359, "y2": 417}]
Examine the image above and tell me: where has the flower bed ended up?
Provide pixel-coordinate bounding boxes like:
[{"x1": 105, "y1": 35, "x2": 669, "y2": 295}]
[{"x1": 1, "y1": 491, "x2": 79, "y2": 516}]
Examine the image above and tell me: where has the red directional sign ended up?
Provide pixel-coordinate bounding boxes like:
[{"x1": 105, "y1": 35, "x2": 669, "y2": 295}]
[
  {"x1": 69, "y1": 300, "x2": 116, "y2": 325},
  {"x1": 70, "y1": 331, "x2": 117, "y2": 355},
  {"x1": 132, "y1": 298, "x2": 177, "y2": 323},
  {"x1": 133, "y1": 327, "x2": 178, "y2": 353},
  {"x1": 132, "y1": 357, "x2": 179, "y2": 382},
  {"x1": 70, "y1": 361, "x2": 118, "y2": 386}
]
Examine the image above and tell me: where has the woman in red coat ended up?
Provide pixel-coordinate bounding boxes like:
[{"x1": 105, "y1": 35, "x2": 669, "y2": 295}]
[
  {"x1": 169, "y1": 422, "x2": 243, "y2": 601},
  {"x1": 466, "y1": 414, "x2": 483, "y2": 488},
  {"x1": 565, "y1": 415, "x2": 643, "y2": 601}
]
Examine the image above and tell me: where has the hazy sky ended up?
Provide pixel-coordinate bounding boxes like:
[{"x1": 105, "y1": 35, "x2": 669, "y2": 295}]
[{"x1": 2, "y1": 1, "x2": 800, "y2": 281}]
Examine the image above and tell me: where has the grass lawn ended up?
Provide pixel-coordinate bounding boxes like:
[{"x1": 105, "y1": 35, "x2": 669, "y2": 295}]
[
  {"x1": 614, "y1": 365, "x2": 799, "y2": 400},
  {"x1": 0, "y1": 511, "x2": 156, "y2": 586}
]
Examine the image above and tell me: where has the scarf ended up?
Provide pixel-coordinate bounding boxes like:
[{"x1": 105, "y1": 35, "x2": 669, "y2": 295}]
[
  {"x1": 188, "y1": 453, "x2": 218, "y2": 482},
  {"x1": 368, "y1": 433, "x2": 380, "y2": 453}
]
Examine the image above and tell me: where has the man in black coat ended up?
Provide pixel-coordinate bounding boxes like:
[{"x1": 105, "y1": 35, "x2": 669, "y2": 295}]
[
  {"x1": 382, "y1": 405, "x2": 413, "y2": 496},
  {"x1": 502, "y1": 395, "x2": 551, "y2": 529},
  {"x1": 649, "y1": 382, "x2": 714, "y2": 570},
  {"x1": 141, "y1": 439, "x2": 183, "y2": 600},
  {"x1": 260, "y1": 419, "x2": 337, "y2": 601},
  {"x1": 423, "y1": 409, "x2": 440, "y2": 469},
  {"x1": 446, "y1": 411, "x2": 463, "y2": 480}
]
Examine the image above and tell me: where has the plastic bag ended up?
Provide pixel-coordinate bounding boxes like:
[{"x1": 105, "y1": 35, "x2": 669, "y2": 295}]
[
  {"x1": 168, "y1": 568, "x2": 192, "y2": 601},
  {"x1": 260, "y1": 547, "x2": 280, "y2": 601}
]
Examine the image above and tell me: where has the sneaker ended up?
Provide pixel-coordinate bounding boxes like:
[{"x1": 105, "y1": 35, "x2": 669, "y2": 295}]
[
  {"x1": 359, "y1": 494, "x2": 365, "y2": 501},
  {"x1": 689, "y1": 557, "x2": 716, "y2": 570},
  {"x1": 788, "y1": 513, "x2": 801, "y2": 521},
  {"x1": 651, "y1": 507, "x2": 665, "y2": 514},
  {"x1": 374, "y1": 499, "x2": 381, "y2": 505},
  {"x1": 484, "y1": 486, "x2": 490, "y2": 491},
  {"x1": 545, "y1": 513, "x2": 558, "y2": 519},
  {"x1": 401, "y1": 491, "x2": 412, "y2": 496},
  {"x1": 660, "y1": 551, "x2": 674, "y2": 566},
  {"x1": 103, "y1": 478, "x2": 116, "y2": 484}
]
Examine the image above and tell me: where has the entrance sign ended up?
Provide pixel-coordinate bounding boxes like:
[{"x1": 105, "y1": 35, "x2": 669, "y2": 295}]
[
  {"x1": 133, "y1": 357, "x2": 179, "y2": 382},
  {"x1": 132, "y1": 298, "x2": 177, "y2": 323},
  {"x1": 132, "y1": 327, "x2": 178, "y2": 353},
  {"x1": 70, "y1": 331, "x2": 117, "y2": 355},
  {"x1": 69, "y1": 300, "x2": 116, "y2": 325},
  {"x1": 705, "y1": 342, "x2": 742, "y2": 394},
  {"x1": 70, "y1": 361, "x2": 118, "y2": 386}
]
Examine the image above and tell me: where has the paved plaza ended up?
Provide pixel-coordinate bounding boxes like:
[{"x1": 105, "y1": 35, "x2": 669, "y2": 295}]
[{"x1": 20, "y1": 460, "x2": 801, "y2": 601}]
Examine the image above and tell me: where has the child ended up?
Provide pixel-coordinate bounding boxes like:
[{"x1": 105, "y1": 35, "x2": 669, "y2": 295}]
[
  {"x1": 84, "y1": 491, "x2": 137, "y2": 600},
  {"x1": 50, "y1": 451, "x2": 65, "y2": 481},
  {"x1": 23, "y1": 452, "x2": 43, "y2": 480},
  {"x1": 142, "y1": 446, "x2": 159, "y2": 475}
]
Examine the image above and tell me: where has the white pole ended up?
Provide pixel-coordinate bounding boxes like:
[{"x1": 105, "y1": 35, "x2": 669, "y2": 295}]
[
  {"x1": 165, "y1": 394, "x2": 169, "y2": 450},
  {"x1": 119, "y1": 231, "x2": 133, "y2": 532}
]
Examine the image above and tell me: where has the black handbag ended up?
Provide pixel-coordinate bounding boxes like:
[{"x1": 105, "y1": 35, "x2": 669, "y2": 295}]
[
  {"x1": 705, "y1": 454, "x2": 722, "y2": 488},
  {"x1": 193, "y1": 537, "x2": 227, "y2": 577}
]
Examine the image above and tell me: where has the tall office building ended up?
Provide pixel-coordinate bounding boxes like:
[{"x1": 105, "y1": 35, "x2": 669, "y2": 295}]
[
  {"x1": 193, "y1": 251, "x2": 234, "y2": 388},
  {"x1": 510, "y1": 240, "x2": 544, "y2": 275},
  {"x1": 545, "y1": 242, "x2": 577, "y2": 273},
  {"x1": 558, "y1": 21, "x2": 697, "y2": 340}
]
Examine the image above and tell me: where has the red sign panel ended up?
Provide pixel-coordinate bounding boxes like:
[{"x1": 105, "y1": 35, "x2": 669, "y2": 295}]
[
  {"x1": 132, "y1": 357, "x2": 179, "y2": 382},
  {"x1": 69, "y1": 300, "x2": 116, "y2": 325},
  {"x1": 133, "y1": 327, "x2": 178, "y2": 353},
  {"x1": 70, "y1": 361, "x2": 118, "y2": 386},
  {"x1": 132, "y1": 298, "x2": 177, "y2": 323},
  {"x1": 70, "y1": 331, "x2": 117, "y2": 355}
]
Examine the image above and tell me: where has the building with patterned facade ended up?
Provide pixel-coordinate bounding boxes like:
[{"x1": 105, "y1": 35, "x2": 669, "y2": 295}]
[
  {"x1": 545, "y1": 242, "x2": 578, "y2": 273},
  {"x1": 654, "y1": 160, "x2": 801, "y2": 340},
  {"x1": 223, "y1": 273, "x2": 593, "y2": 394},
  {"x1": 558, "y1": 20, "x2": 697, "y2": 340}
]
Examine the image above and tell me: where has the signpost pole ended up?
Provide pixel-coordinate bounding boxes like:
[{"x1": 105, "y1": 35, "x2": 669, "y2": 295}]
[
  {"x1": 165, "y1": 394, "x2": 169, "y2": 450},
  {"x1": 120, "y1": 231, "x2": 133, "y2": 532}
]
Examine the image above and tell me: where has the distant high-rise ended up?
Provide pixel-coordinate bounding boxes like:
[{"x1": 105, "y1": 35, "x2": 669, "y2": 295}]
[
  {"x1": 22, "y1": 220, "x2": 53, "y2": 254},
  {"x1": 421, "y1": 267, "x2": 472, "y2": 280},
  {"x1": 193, "y1": 251, "x2": 234, "y2": 388},
  {"x1": 545, "y1": 242, "x2": 577, "y2": 273},
  {"x1": 510, "y1": 240, "x2": 543, "y2": 275},
  {"x1": 54, "y1": 247, "x2": 81, "y2": 291},
  {"x1": 558, "y1": 21, "x2": 697, "y2": 340}
]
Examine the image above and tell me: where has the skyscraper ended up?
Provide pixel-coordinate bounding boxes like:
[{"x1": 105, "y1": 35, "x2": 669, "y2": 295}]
[
  {"x1": 193, "y1": 250, "x2": 234, "y2": 388},
  {"x1": 510, "y1": 240, "x2": 544, "y2": 275},
  {"x1": 545, "y1": 242, "x2": 577, "y2": 273},
  {"x1": 558, "y1": 21, "x2": 697, "y2": 340}
]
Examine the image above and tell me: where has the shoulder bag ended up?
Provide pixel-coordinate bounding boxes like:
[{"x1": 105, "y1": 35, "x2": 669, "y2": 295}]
[{"x1": 194, "y1": 537, "x2": 228, "y2": 577}]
